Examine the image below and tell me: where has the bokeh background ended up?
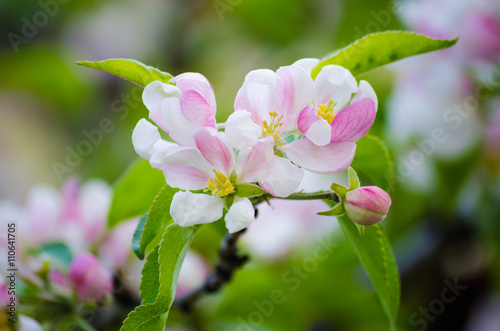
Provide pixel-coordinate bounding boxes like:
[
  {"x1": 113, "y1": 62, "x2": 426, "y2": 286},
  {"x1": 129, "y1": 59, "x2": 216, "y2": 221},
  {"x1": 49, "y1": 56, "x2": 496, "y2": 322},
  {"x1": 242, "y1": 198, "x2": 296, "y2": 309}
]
[{"x1": 1, "y1": 0, "x2": 500, "y2": 330}]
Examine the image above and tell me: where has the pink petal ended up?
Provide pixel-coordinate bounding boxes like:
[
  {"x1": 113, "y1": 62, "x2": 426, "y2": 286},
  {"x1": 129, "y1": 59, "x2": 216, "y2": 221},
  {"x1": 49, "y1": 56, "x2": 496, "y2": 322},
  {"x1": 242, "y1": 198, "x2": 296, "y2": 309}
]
[
  {"x1": 314, "y1": 65, "x2": 357, "y2": 109},
  {"x1": 235, "y1": 137, "x2": 274, "y2": 183},
  {"x1": 297, "y1": 105, "x2": 332, "y2": 146},
  {"x1": 162, "y1": 97, "x2": 197, "y2": 146},
  {"x1": 143, "y1": 81, "x2": 180, "y2": 132},
  {"x1": 351, "y1": 80, "x2": 378, "y2": 111},
  {"x1": 330, "y1": 98, "x2": 376, "y2": 143},
  {"x1": 259, "y1": 156, "x2": 304, "y2": 197},
  {"x1": 194, "y1": 128, "x2": 235, "y2": 175},
  {"x1": 282, "y1": 139, "x2": 356, "y2": 174},
  {"x1": 150, "y1": 146, "x2": 213, "y2": 190},
  {"x1": 179, "y1": 90, "x2": 217, "y2": 129},
  {"x1": 276, "y1": 65, "x2": 314, "y2": 130},
  {"x1": 170, "y1": 73, "x2": 217, "y2": 113}
]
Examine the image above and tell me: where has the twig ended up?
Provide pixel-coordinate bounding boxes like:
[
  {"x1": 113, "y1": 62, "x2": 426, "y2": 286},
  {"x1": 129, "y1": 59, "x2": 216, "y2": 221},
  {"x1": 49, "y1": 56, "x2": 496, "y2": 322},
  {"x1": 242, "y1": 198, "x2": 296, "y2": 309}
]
[{"x1": 173, "y1": 228, "x2": 249, "y2": 313}]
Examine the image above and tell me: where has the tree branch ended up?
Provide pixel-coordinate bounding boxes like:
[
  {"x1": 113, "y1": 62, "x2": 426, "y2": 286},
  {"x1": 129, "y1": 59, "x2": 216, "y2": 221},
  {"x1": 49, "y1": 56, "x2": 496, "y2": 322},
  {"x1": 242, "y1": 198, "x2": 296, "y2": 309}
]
[{"x1": 173, "y1": 228, "x2": 249, "y2": 313}]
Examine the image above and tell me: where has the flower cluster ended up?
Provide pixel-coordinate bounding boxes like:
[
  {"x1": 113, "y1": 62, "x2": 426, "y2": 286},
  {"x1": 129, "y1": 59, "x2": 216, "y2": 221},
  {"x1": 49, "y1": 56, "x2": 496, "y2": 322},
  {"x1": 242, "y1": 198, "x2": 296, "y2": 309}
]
[{"x1": 133, "y1": 59, "x2": 379, "y2": 232}]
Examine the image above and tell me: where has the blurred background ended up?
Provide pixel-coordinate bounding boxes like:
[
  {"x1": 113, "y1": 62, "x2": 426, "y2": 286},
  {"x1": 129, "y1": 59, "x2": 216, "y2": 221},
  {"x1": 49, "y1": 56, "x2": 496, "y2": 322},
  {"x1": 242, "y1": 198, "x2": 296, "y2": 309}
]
[{"x1": 1, "y1": 0, "x2": 499, "y2": 330}]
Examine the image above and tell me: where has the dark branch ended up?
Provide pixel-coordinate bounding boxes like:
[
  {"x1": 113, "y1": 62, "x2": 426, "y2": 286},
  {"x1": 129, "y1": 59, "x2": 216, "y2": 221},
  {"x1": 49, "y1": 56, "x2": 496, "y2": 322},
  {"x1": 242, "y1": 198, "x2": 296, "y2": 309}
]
[{"x1": 173, "y1": 228, "x2": 249, "y2": 313}]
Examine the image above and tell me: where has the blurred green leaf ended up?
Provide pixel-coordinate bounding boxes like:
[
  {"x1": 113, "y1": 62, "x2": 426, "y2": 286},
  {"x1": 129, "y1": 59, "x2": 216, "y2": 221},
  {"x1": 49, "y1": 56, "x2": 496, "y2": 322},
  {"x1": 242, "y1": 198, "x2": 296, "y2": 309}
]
[
  {"x1": 38, "y1": 242, "x2": 73, "y2": 269},
  {"x1": 338, "y1": 214, "x2": 400, "y2": 331},
  {"x1": 121, "y1": 224, "x2": 200, "y2": 331},
  {"x1": 139, "y1": 185, "x2": 180, "y2": 259},
  {"x1": 351, "y1": 135, "x2": 394, "y2": 192},
  {"x1": 311, "y1": 31, "x2": 458, "y2": 78},
  {"x1": 76, "y1": 58, "x2": 173, "y2": 87},
  {"x1": 132, "y1": 213, "x2": 148, "y2": 259},
  {"x1": 140, "y1": 246, "x2": 160, "y2": 304},
  {"x1": 108, "y1": 158, "x2": 165, "y2": 227}
]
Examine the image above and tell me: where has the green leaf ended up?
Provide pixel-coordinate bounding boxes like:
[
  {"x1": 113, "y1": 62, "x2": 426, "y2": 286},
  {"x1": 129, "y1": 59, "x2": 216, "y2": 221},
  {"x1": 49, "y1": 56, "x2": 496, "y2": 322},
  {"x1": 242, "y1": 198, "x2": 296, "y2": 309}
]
[
  {"x1": 38, "y1": 242, "x2": 73, "y2": 269},
  {"x1": 347, "y1": 167, "x2": 360, "y2": 190},
  {"x1": 121, "y1": 224, "x2": 201, "y2": 331},
  {"x1": 139, "y1": 185, "x2": 179, "y2": 259},
  {"x1": 156, "y1": 224, "x2": 201, "y2": 308},
  {"x1": 108, "y1": 158, "x2": 165, "y2": 227},
  {"x1": 76, "y1": 58, "x2": 173, "y2": 87},
  {"x1": 120, "y1": 304, "x2": 168, "y2": 331},
  {"x1": 311, "y1": 31, "x2": 457, "y2": 78},
  {"x1": 338, "y1": 214, "x2": 400, "y2": 330},
  {"x1": 140, "y1": 246, "x2": 160, "y2": 304},
  {"x1": 236, "y1": 183, "x2": 265, "y2": 198},
  {"x1": 132, "y1": 213, "x2": 148, "y2": 259},
  {"x1": 351, "y1": 135, "x2": 394, "y2": 192},
  {"x1": 317, "y1": 202, "x2": 345, "y2": 216}
]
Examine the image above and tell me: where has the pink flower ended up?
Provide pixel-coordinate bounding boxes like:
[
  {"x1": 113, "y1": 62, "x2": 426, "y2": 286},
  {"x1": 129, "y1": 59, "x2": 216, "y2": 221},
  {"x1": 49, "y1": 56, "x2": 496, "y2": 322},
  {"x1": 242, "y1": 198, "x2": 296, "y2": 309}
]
[
  {"x1": 69, "y1": 253, "x2": 113, "y2": 303},
  {"x1": 141, "y1": 73, "x2": 217, "y2": 147},
  {"x1": 344, "y1": 186, "x2": 392, "y2": 226},
  {"x1": 225, "y1": 61, "x2": 376, "y2": 196}
]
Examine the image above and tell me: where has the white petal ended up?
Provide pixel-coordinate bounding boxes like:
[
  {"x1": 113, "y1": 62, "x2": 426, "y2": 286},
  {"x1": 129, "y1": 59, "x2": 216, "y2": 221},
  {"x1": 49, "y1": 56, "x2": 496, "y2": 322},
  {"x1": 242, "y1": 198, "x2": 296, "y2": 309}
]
[
  {"x1": 314, "y1": 65, "x2": 358, "y2": 109},
  {"x1": 259, "y1": 156, "x2": 303, "y2": 197},
  {"x1": 352, "y1": 80, "x2": 378, "y2": 111},
  {"x1": 132, "y1": 119, "x2": 163, "y2": 160},
  {"x1": 293, "y1": 58, "x2": 320, "y2": 74},
  {"x1": 170, "y1": 191, "x2": 224, "y2": 227},
  {"x1": 225, "y1": 197, "x2": 254, "y2": 233},
  {"x1": 143, "y1": 81, "x2": 181, "y2": 131},
  {"x1": 225, "y1": 110, "x2": 262, "y2": 150},
  {"x1": 162, "y1": 97, "x2": 198, "y2": 146},
  {"x1": 306, "y1": 118, "x2": 332, "y2": 146}
]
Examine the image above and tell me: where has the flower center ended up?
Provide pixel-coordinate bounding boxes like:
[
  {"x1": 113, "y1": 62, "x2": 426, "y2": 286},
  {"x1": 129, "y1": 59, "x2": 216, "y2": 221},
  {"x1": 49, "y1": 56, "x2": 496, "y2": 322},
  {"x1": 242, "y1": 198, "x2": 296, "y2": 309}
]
[
  {"x1": 317, "y1": 100, "x2": 337, "y2": 124},
  {"x1": 262, "y1": 111, "x2": 284, "y2": 146},
  {"x1": 207, "y1": 171, "x2": 234, "y2": 197}
]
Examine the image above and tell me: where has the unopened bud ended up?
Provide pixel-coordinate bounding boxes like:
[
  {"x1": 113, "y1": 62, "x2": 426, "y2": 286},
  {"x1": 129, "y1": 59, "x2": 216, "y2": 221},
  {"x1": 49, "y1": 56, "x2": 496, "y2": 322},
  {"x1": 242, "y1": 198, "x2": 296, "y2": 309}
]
[{"x1": 344, "y1": 186, "x2": 391, "y2": 225}]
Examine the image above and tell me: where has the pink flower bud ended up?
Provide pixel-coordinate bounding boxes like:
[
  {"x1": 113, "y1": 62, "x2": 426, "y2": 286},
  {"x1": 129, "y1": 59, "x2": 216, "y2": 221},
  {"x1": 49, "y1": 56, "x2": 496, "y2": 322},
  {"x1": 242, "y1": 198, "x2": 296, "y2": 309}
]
[
  {"x1": 69, "y1": 253, "x2": 113, "y2": 303},
  {"x1": 344, "y1": 186, "x2": 391, "y2": 226}
]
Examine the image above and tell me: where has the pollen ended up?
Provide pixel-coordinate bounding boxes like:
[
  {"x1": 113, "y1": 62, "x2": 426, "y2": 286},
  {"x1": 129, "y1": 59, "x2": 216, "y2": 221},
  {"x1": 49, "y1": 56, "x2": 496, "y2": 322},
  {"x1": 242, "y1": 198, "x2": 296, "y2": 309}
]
[
  {"x1": 207, "y1": 171, "x2": 234, "y2": 197},
  {"x1": 317, "y1": 99, "x2": 337, "y2": 124},
  {"x1": 261, "y1": 111, "x2": 284, "y2": 142}
]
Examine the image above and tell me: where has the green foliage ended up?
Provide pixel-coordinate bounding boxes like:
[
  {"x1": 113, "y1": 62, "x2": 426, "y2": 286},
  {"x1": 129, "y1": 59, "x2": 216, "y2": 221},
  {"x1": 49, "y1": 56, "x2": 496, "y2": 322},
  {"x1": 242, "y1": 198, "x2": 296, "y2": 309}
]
[
  {"x1": 236, "y1": 183, "x2": 265, "y2": 198},
  {"x1": 352, "y1": 135, "x2": 394, "y2": 192},
  {"x1": 311, "y1": 31, "x2": 458, "y2": 78},
  {"x1": 76, "y1": 58, "x2": 173, "y2": 87},
  {"x1": 132, "y1": 213, "x2": 148, "y2": 259},
  {"x1": 137, "y1": 185, "x2": 180, "y2": 259},
  {"x1": 108, "y1": 158, "x2": 165, "y2": 227},
  {"x1": 121, "y1": 224, "x2": 201, "y2": 331},
  {"x1": 38, "y1": 242, "x2": 73, "y2": 269},
  {"x1": 140, "y1": 246, "x2": 160, "y2": 304},
  {"x1": 338, "y1": 214, "x2": 400, "y2": 330}
]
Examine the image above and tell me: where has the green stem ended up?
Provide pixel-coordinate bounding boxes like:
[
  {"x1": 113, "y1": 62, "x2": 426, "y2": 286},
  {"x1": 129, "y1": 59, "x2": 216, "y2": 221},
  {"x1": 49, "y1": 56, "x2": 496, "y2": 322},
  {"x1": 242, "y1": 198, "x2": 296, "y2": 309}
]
[{"x1": 264, "y1": 191, "x2": 339, "y2": 202}]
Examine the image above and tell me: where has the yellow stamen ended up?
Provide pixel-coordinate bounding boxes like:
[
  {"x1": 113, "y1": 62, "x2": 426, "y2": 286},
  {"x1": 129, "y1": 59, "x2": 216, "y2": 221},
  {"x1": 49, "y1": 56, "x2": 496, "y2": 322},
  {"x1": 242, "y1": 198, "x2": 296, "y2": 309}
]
[
  {"x1": 317, "y1": 99, "x2": 337, "y2": 124},
  {"x1": 261, "y1": 111, "x2": 284, "y2": 142},
  {"x1": 206, "y1": 171, "x2": 234, "y2": 197}
]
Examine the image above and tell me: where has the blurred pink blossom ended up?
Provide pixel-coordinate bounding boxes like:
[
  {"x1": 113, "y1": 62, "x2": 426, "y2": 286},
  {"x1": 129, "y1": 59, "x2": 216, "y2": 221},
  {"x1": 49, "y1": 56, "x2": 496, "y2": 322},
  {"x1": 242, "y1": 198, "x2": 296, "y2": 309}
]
[{"x1": 69, "y1": 253, "x2": 113, "y2": 303}]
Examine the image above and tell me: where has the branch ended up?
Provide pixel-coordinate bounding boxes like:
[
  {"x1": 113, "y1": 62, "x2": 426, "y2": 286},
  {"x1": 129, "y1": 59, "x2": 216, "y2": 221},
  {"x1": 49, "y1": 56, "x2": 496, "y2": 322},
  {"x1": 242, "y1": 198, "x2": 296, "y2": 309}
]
[{"x1": 173, "y1": 228, "x2": 249, "y2": 313}]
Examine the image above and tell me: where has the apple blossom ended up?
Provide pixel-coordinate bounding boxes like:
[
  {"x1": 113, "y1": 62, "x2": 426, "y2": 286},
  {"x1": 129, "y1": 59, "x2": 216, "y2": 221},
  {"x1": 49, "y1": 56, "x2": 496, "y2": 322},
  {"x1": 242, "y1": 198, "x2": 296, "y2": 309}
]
[
  {"x1": 69, "y1": 253, "x2": 113, "y2": 303},
  {"x1": 344, "y1": 186, "x2": 392, "y2": 226},
  {"x1": 225, "y1": 62, "x2": 376, "y2": 197}
]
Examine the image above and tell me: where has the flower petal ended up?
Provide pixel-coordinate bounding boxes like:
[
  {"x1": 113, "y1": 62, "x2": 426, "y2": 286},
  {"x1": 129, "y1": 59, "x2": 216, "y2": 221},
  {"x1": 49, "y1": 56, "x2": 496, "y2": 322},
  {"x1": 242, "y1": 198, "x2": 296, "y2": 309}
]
[
  {"x1": 330, "y1": 97, "x2": 376, "y2": 143},
  {"x1": 225, "y1": 110, "x2": 262, "y2": 150},
  {"x1": 351, "y1": 80, "x2": 378, "y2": 111},
  {"x1": 194, "y1": 128, "x2": 235, "y2": 175},
  {"x1": 225, "y1": 197, "x2": 254, "y2": 233},
  {"x1": 235, "y1": 137, "x2": 274, "y2": 183},
  {"x1": 297, "y1": 106, "x2": 332, "y2": 146},
  {"x1": 132, "y1": 119, "x2": 175, "y2": 160},
  {"x1": 276, "y1": 65, "x2": 314, "y2": 130},
  {"x1": 170, "y1": 73, "x2": 217, "y2": 113},
  {"x1": 314, "y1": 65, "x2": 358, "y2": 109},
  {"x1": 178, "y1": 90, "x2": 216, "y2": 129},
  {"x1": 150, "y1": 146, "x2": 213, "y2": 190},
  {"x1": 143, "y1": 81, "x2": 181, "y2": 132},
  {"x1": 282, "y1": 139, "x2": 356, "y2": 174},
  {"x1": 259, "y1": 156, "x2": 304, "y2": 197},
  {"x1": 293, "y1": 58, "x2": 320, "y2": 74},
  {"x1": 170, "y1": 191, "x2": 224, "y2": 227},
  {"x1": 162, "y1": 97, "x2": 197, "y2": 146}
]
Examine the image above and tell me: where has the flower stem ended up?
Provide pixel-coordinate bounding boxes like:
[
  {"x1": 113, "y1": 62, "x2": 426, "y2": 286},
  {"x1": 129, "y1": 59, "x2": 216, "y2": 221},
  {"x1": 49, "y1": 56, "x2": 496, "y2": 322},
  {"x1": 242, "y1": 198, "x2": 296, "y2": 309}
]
[{"x1": 264, "y1": 191, "x2": 339, "y2": 202}]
